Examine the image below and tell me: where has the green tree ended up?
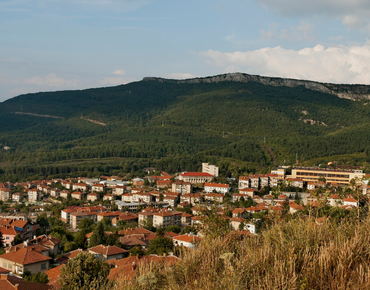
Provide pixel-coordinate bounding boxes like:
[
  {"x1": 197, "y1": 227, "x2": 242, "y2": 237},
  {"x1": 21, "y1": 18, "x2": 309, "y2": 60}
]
[
  {"x1": 78, "y1": 218, "x2": 94, "y2": 231},
  {"x1": 89, "y1": 222, "x2": 106, "y2": 247},
  {"x1": 129, "y1": 246, "x2": 145, "y2": 257},
  {"x1": 24, "y1": 272, "x2": 49, "y2": 284},
  {"x1": 12, "y1": 234, "x2": 23, "y2": 245},
  {"x1": 146, "y1": 236, "x2": 173, "y2": 256},
  {"x1": 165, "y1": 225, "x2": 181, "y2": 234},
  {"x1": 59, "y1": 252, "x2": 110, "y2": 290}
]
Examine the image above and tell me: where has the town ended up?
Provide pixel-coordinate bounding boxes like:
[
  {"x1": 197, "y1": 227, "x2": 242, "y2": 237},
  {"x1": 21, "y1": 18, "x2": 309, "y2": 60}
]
[{"x1": 0, "y1": 162, "x2": 367, "y2": 289}]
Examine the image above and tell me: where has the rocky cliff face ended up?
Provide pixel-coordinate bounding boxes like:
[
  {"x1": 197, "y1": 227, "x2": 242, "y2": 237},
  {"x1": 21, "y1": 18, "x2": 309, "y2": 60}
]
[{"x1": 143, "y1": 73, "x2": 370, "y2": 101}]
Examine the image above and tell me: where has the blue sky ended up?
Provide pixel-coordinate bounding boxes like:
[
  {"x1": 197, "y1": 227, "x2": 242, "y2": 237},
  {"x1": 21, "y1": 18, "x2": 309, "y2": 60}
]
[{"x1": 1, "y1": 0, "x2": 370, "y2": 101}]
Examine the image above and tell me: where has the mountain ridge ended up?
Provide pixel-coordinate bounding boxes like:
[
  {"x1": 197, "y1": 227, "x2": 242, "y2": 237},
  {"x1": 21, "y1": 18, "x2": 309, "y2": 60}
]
[{"x1": 143, "y1": 72, "x2": 370, "y2": 101}]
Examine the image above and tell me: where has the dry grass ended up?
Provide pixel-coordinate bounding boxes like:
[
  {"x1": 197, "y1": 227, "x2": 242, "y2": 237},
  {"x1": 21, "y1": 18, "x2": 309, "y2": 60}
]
[{"x1": 115, "y1": 218, "x2": 370, "y2": 290}]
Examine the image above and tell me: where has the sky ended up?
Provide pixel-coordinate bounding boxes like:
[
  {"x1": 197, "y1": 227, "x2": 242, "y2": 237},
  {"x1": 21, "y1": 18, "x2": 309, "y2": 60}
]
[{"x1": 1, "y1": 0, "x2": 370, "y2": 101}]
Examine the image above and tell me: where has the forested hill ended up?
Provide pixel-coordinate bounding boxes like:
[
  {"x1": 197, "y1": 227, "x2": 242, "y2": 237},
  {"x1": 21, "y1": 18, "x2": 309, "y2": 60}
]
[{"x1": 1, "y1": 73, "x2": 370, "y2": 181}]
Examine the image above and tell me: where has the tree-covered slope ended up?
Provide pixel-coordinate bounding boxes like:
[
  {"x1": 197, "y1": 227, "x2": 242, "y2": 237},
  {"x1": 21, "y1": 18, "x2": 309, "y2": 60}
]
[{"x1": 1, "y1": 73, "x2": 370, "y2": 181}]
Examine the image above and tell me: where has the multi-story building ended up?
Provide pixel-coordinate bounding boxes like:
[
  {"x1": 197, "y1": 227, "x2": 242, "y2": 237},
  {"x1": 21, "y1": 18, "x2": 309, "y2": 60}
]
[
  {"x1": 71, "y1": 192, "x2": 85, "y2": 200},
  {"x1": 28, "y1": 189, "x2": 41, "y2": 202},
  {"x1": 152, "y1": 210, "x2": 182, "y2": 228},
  {"x1": 50, "y1": 189, "x2": 60, "y2": 198},
  {"x1": 268, "y1": 174, "x2": 279, "y2": 187},
  {"x1": 0, "y1": 188, "x2": 11, "y2": 201},
  {"x1": 72, "y1": 183, "x2": 89, "y2": 191},
  {"x1": 204, "y1": 183, "x2": 230, "y2": 194},
  {"x1": 204, "y1": 193, "x2": 224, "y2": 203},
  {"x1": 291, "y1": 167, "x2": 365, "y2": 185},
  {"x1": 157, "y1": 180, "x2": 172, "y2": 189},
  {"x1": 69, "y1": 212, "x2": 97, "y2": 229},
  {"x1": 179, "y1": 172, "x2": 213, "y2": 184},
  {"x1": 259, "y1": 175, "x2": 269, "y2": 188},
  {"x1": 249, "y1": 175, "x2": 260, "y2": 189},
  {"x1": 238, "y1": 176, "x2": 250, "y2": 190},
  {"x1": 87, "y1": 193, "x2": 99, "y2": 202},
  {"x1": 202, "y1": 163, "x2": 219, "y2": 177},
  {"x1": 91, "y1": 184, "x2": 106, "y2": 193},
  {"x1": 172, "y1": 181, "x2": 192, "y2": 194}
]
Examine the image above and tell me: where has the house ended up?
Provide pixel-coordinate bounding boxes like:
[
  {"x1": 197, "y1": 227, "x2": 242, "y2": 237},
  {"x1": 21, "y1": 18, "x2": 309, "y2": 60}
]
[
  {"x1": 178, "y1": 172, "x2": 213, "y2": 184},
  {"x1": 0, "y1": 188, "x2": 11, "y2": 201},
  {"x1": 232, "y1": 208, "x2": 247, "y2": 218},
  {"x1": 45, "y1": 264, "x2": 65, "y2": 290},
  {"x1": 49, "y1": 189, "x2": 60, "y2": 198},
  {"x1": 285, "y1": 178, "x2": 304, "y2": 189},
  {"x1": 204, "y1": 183, "x2": 230, "y2": 194},
  {"x1": 0, "y1": 219, "x2": 35, "y2": 240},
  {"x1": 173, "y1": 234, "x2": 202, "y2": 249},
  {"x1": 0, "y1": 226, "x2": 22, "y2": 247},
  {"x1": 88, "y1": 245, "x2": 128, "y2": 261},
  {"x1": 12, "y1": 193, "x2": 24, "y2": 202},
  {"x1": 132, "y1": 178, "x2": 145, "y2": 187},
  {"x1": 27, "y1": 189, "x2": 41, "y2": 202},
  {"x1": 96, "y1": 211, "x2": 122, "y2": 223},
  {"x1": 204, "y1": 193, "x2": 224, "y2": 203},
  {"x1": 307, "y1": 182, "x2": 316, "y2": 190},
  {"x1": 60, "y1": 190, "x2": 69, "y2": 199},
  {"x1": 230, "y1": 217, "x2": 246, "y2": 231},
  {"x1": 328, "y1": 194, "x2": 341, "y2": 207},
  {"x1": 0, "y1": 275, "x2": 52, "y2": 290},
  {"x1": 112, "y1": 212, "x2": 138, "y2": 226},
  {"x1": 72, "y1": 183, "x2": 89, "y2": 191},
  {"x1": 239, "y1": 188, "x2": 255, "y2": 197},
  {"x1": 180, "y1": 193, "x2": 202, "y2": 204},
  {"x1": 87, "y1": 193, "x2": 99, "y2": 202},
  {"x1": 343, "y1": 196, "x2": 359, "y2": 207},
  {"x1": 0, "y1": 247, "x2": 52, "y2": 275},
  {"x1": 163, "y1": 196, "x2": 177, "y2": 207},
  {"x1": 172, "y1": 181, "x2": 192, "y2": 194},
  {"x1": 112, "y1": 186, "x2": 126, "y2": 196},
  {"x1": 289, "y1": 202, "x2": 305, "y2": 214},
  {"x1": 29, "y1": 235, "x2": 61, "y2": 256},
  {"x1": 71, "y1": 191, "x2": 85, "y2": 200},
  {"x1": 181, "y1": 212, "x2": 192, "y2": 227},
  {"x1": 157, "y1": 180, "x2": 172, "y2": 189},
  {"x1": 91, "y1": 184, "x2": 106, "y2": 193},
  {"x1": 103, "y1": 194, "x2": 114, "y2": 201},
  {"x1": 132, "y1": 192, "x2": 154, "y2": 203},
  {"x1": 61, "y1": 181, "x2": 73, "y2": 189}
]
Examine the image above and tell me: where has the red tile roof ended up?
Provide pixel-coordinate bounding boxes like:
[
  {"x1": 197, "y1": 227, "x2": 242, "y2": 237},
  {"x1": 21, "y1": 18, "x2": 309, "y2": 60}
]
[
  {"x1": 180, "y1": 172, "x2": 213, "y2": 177},
  {"x1": 0, "y1": 274, "x2": 52, "y2": 290},
  {"x1": 204, "y1": 183, "x2": 229, "y2": 188},
  {"x1": 0, "y1": 247, "x2": 51, "y2": 265},
  {"x1": 88, "y1": 245, "x2": 128, "y2": 256}
]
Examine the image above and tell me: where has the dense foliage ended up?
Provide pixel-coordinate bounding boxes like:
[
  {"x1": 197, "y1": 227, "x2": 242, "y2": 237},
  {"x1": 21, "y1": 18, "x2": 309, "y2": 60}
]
[{"x1": 1, "y1": 79, "x2": 370, "y2": 181}]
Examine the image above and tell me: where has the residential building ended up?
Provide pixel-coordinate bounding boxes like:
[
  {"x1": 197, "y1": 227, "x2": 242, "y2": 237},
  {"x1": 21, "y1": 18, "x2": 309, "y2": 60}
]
[
  {"x1": 249, "y1": 175, "x2": 260, "y2": 189},
  {"x1": 289, "y1": 202, "x2": 305, "y2": 214},
  {"x1": 172, "y1": 181, "x2": 192, "y2": 194},
  {"x1": 103, "y1": 194, "x2": 114, "y2": 201},
  {"x1": 202, "y1": 163, "x2": 219, "y2": 177},
  {"x1": 27, "y1": 189, "x2": 41, "y2": 202},
  {"x1": 157, "y1": 180, "x2": 172, "y2": 189},
  {"x1": 70, "y1": 212, "x2": 97, "y2": 229},
  {"x1": 204, "y1": 193, "x2": 224, "y2": 203},
  {"x1": 285, "y1": 178, "x2": 304, "y2": 188},
  {"x1": 96, "y1": 211, "x2": 121, "y2": 223},
  {"x1": 132, "y1": 178, "x2": 144, "y2": 187},
  {"x1": 91, "y1": 184, "x2": 106, "y2": 192},
  {"x1": 268, "y1": 174, "x2": 279, "y2": 187},
  {"x1": 271, "y1": 167, "x2": 286, "y2": 179},
  {"x1": 238, "y1": 176, "x2": 250, "y2": 190},
  {"x1": 0, "y1": 188, "x2": 11, "y2": 201},
  {"x1": 11, "y1": 193, "x2": 24, "y2": 202},
  {"x1": 178, "y1": 172, "x2": 213, "y2": 184},
  {"x1": 71, "y1": 191, "x2": 85, "y2": 200},
  {"x1": 239, "y1": 188, "x2": 255, "y2": 197},
  {"x1": 132, "y1": 192, "x2": 154, "y2": 203},
  {"x1": 87, "y1": 193, "x2": 99, "y2": 202},
  {"x1": 173, "y1": 234, "x2": 202, "y2": 249},
  {"x1": 291, "y1": 166, "x2": 365, "y2": 185},
  {"x1": 0, "y1": 275, "x2": 52, "y2": 290},
  {"x1": 180, "y1": 193, "x2": 202, "y2": 204},
  {"x1": 152, "y1": 210, "x2": 182, "y2": 228},
  {"x1": 0, "y1": 247, "x2": 52, "y2": 275},
  {"x1": 72, "y1": 183, "x2": 89, "y2": 191},
  {"x1": 204, "y1": 183, "x2": 230, "y2": 194},
  {"x1": 60, "y1": 190, "x2": 69, "y2": 199},
  {"x1": 88, "y1": 245, "x2": 128, "y2": 261},
  {"x1": 50, "y1": 189, "x2": 60, "y2": 198},
  {"x1": 343, "y1": 196, "x2": 359, "y2": 207},
  {"x1": 112, "y1": 186, "x2": 126, "y2": 196},
  {"x1": 29, "y1": 235, "x2": 61, "y2": 256}
]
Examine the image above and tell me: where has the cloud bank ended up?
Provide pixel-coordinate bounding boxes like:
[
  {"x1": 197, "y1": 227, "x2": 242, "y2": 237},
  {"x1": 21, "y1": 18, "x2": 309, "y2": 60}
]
[
  {"x1": 258, "y1": 0, "x2": 370, "y2": 30},
  {"x1": 200, "y1": 42, "x2": 370, "y2": 84}
]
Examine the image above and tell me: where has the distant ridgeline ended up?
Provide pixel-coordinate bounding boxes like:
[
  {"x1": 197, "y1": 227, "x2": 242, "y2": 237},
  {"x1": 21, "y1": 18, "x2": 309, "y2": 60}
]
[{"x1": 0, "y1": 73, "x2": 370, "y2": 181}]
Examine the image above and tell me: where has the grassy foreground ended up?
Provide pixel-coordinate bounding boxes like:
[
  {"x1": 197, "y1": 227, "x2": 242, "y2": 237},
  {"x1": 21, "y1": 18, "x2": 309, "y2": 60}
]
[{"x1": 116, "y1": 217, "x2": 370, "y2": 290}]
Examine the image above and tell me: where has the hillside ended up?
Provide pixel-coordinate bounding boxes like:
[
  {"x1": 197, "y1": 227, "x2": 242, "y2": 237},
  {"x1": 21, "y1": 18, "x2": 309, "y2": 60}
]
[{"x1": 1, "y1": 73, "x2": 370, "y2": 181}]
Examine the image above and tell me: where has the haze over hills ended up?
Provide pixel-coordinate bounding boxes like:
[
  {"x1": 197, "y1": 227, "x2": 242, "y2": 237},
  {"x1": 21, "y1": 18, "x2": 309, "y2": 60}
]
[{"x1": 1, "y1": 73, "x2": 370, "y2": 181}]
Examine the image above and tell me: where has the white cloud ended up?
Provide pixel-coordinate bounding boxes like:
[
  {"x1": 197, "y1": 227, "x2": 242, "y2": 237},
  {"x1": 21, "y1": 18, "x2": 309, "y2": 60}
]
[
  {"x1": 200, "y1": 42, "x2": 370, "y2": 84},
  {"x1": 24, "y1": 73, "x2": 79, "y2": 87},
  {"x1": 257, "y1": 0, "x2": 370, "y2": 31},
  {"x1": 112, "y1": 69, "x2": 126, "y2": 75}
]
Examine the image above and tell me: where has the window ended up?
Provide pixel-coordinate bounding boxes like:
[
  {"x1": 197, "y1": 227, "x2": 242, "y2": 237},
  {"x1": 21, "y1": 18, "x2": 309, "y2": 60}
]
[
  {"x1": 5, "y1": 237, "x2": 9, "y2": 240},
  {"x1": 41, "y1": 263, "x2": 47, "y2": 270},
  {"x1": 3, "y1": 262, "x2": 6, "y2": 268}
]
